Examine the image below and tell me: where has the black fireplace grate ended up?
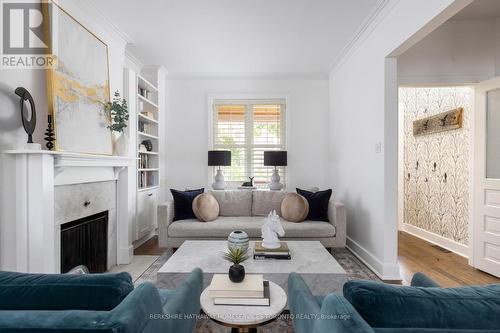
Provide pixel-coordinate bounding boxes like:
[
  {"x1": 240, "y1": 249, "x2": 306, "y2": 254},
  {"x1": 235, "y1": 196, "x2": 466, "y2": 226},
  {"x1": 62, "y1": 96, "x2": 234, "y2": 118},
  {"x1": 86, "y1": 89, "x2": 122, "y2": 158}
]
[{"x1": 60, "y1": 211, "x2": 108, "y2": 273}]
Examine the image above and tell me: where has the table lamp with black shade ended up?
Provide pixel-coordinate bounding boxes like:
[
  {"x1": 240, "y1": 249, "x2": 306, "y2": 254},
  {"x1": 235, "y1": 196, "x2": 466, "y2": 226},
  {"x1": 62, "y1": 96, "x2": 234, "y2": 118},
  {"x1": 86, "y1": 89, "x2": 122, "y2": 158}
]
[
  {"x1": 264, "y1": 151, "x2": 287, "y2": 190},
  {"x1": 208, "y1": 150, "x2": 231, "y2": 190}
]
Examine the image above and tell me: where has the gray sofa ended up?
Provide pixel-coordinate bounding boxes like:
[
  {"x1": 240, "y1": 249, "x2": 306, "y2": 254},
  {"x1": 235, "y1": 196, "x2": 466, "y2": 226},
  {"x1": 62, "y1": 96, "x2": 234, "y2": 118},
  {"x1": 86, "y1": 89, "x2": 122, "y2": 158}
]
[{"x1": 158, "y1": 190, "x2": 346, "y2": 249}]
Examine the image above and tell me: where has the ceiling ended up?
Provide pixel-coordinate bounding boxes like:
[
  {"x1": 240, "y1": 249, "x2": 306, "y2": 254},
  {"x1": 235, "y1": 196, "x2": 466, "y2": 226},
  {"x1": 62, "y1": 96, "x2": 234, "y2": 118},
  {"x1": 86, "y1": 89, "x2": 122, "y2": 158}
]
[
  {"x1": 453, "y1": 0, "x2": 500, "y2": 20},
  {"x1": 88, "y1": 0, "x2": 380, "y2": 75}
]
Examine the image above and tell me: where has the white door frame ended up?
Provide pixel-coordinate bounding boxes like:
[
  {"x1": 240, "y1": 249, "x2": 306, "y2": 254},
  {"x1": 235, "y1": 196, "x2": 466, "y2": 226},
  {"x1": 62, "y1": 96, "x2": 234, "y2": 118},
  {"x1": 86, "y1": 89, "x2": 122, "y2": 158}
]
[{"x1": 471, "y1": 76, "x2": 500, "y2": 275}]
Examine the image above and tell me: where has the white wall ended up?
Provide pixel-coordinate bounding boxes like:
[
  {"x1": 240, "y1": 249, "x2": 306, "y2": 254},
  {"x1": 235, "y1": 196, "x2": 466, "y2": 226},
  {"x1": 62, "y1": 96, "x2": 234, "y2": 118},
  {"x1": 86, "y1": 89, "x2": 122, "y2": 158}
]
[
  {"x1": 164, "y1": 77, "x2": 330, "y2": 196},
  {"x1": 496, "y1": 18, "x2": 500, "y2": 76},
  {"x1": 398, "y1": 20, "x2": 496, "y2": 85},
  {"x1": 329, "y1": 0, "x2": 472, "y2": 279}
]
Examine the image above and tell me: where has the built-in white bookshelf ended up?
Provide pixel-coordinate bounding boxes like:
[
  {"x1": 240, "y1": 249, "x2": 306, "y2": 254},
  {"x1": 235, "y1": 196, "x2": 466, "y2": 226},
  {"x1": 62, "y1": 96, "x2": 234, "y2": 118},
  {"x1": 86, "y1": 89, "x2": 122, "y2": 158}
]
[{"x1": 137, "y1": 75, "x2": 160, "y2": 190}]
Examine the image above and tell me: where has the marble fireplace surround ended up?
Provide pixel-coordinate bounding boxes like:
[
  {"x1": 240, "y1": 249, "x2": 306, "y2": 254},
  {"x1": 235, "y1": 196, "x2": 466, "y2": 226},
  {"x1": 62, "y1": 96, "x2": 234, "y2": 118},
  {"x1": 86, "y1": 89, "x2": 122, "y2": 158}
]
[
  {"x1": 1, "y1": 150, "x2": 135, "y2": 273},
  {"x1": 56, "y1": 181, "x2": 117, "y2": 270}
]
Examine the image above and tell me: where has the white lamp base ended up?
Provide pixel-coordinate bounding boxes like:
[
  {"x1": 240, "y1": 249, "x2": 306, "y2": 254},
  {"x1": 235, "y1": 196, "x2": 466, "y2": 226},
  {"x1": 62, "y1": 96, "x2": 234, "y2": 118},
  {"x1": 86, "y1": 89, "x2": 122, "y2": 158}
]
[
  {"x1": 268, "y1": 169, "x2": 284, "y2": 191},
  {"x1": 212, "y1": 169, "x2": 226, "y2": 190}
]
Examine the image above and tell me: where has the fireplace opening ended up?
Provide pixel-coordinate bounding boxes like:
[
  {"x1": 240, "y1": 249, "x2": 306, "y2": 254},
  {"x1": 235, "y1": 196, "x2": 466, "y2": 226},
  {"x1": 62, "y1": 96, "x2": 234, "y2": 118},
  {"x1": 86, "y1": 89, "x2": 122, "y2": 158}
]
[{"x1": 60, "y1": 211, "x2": 108, "y2": 273}]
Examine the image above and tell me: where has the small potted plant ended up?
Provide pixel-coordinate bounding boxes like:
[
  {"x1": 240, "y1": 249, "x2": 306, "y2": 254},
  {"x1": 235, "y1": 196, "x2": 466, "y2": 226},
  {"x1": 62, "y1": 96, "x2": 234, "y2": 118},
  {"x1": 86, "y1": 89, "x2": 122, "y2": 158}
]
[
  {"x1": 105, "y1": 91, "x2": 129, "y2": 155},
  {"x1": 222, "y1": 247, "x2": 249, "y2": 283}
]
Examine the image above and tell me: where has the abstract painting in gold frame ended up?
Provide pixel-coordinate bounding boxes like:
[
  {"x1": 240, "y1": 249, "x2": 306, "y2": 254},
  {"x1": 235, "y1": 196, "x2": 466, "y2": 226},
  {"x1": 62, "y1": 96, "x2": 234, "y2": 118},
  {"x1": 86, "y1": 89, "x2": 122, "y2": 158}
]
[{"x1": 43, "y1": 1, "x2": 112, "y2": 155}]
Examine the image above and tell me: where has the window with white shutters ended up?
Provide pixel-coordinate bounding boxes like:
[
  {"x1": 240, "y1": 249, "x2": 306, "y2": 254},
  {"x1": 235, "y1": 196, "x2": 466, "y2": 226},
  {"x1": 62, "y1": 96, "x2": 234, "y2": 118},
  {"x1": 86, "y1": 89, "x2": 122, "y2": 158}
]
[{"x1": 212, "y1": 99, "x2": 286, "y2": 187}]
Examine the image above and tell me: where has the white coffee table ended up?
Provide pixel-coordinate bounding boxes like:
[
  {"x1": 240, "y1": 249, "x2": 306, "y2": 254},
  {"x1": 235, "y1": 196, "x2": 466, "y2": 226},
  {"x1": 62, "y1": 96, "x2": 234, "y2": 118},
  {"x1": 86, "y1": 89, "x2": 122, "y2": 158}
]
[
  {"x1": 157, "y1": 240, "x2": 348, "y2": 295},
  {"x1": 200, "y1": 280, "x2": 287, "y2": 333}
]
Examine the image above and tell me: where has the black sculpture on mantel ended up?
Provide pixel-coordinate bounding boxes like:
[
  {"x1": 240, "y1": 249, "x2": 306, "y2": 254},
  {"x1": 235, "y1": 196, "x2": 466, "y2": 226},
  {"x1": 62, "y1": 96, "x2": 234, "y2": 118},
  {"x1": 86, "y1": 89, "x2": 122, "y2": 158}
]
[
  {"x1": 14, "y1": 87, "x2": 36, "y2": 144},
  {"x1": 45, "y1": 115, "x2": 55, "y2": 150}
]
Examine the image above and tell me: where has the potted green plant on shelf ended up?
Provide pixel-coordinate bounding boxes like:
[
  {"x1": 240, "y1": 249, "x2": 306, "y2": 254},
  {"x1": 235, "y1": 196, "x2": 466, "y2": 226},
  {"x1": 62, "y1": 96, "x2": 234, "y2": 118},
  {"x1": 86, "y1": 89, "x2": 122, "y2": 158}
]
[
  {"x1": 105, "y1": 91, "x2": 129, "y2": 156},
  {"x1": 222, "y1": 247, "x2": 249, "y2": 283}
]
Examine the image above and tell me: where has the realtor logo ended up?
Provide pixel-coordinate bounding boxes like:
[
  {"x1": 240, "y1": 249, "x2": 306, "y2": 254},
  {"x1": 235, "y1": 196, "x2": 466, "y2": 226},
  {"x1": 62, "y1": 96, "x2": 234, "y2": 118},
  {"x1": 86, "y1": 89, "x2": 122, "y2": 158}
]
[{"x1": 1, "y1": 0, "x2": 55, "y2": 69}]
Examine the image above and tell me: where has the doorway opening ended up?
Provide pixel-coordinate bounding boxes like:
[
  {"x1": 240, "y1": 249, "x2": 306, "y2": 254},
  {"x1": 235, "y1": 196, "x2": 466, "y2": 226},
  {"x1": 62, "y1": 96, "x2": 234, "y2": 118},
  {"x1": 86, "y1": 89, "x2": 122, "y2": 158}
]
[{"x1": 394, "y1": 0, "x2": 500, "y2": 284}]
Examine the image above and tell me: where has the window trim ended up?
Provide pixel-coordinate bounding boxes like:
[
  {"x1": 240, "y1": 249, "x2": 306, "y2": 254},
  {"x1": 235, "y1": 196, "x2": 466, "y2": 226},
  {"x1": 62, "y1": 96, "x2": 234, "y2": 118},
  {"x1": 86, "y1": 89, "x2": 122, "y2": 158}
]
[{"x1": 207, "y1": 94, "x2": 290, "y2": 188}]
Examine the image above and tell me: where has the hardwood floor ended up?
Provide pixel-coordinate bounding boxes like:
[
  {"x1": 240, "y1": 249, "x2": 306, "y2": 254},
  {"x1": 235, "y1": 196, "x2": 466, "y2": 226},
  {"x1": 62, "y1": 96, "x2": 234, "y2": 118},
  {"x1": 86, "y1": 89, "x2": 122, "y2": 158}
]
[
  {"x1": 134, "y1": 236, "x2": 165, "y2": 256},
  {"x1": 135, "y1": 233, "x2": 500, "y2": 287},
  {"x1": 398, "y1": 231, "x2": 500, "y2": 287}
]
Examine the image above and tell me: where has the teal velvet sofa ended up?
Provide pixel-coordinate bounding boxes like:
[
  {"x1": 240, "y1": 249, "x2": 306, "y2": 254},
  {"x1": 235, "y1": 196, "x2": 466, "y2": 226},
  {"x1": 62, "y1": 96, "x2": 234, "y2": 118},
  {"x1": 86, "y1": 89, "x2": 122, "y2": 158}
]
[
  {"x1": 0, "y1": 268, "x2": 203, "y2": 333},
  {"x1": 288, "y1": 272, "x2": 500, "y2": 333}
]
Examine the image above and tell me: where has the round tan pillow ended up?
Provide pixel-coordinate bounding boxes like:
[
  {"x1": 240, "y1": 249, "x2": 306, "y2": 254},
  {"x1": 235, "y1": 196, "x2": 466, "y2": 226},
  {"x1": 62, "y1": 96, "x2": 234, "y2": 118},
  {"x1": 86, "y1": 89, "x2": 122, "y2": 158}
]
[
  {"x1": 281, "y1": 193, "x2": 309, "y2": 222},
  {"x1": 192, "y1": 193, "x2": 219, "y2": 222}
]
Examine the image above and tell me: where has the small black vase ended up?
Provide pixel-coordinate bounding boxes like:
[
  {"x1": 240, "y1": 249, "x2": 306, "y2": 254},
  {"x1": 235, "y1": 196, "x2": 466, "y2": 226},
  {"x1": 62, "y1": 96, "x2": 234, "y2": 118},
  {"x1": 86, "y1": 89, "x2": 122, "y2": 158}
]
[{"x1": 228, "y1": 264, "x2": 245, "y2": 283}]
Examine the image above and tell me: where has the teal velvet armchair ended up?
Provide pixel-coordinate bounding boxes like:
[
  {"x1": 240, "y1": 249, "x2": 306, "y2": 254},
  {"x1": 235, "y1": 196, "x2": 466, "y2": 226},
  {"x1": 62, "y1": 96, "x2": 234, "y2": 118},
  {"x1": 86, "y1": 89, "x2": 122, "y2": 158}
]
[
  {"x1": 288, "y1": 272, "x2": 500, "y2": 333},
  {"x1": 0, "y1": 268, "x2": 203, "y2": 333}
]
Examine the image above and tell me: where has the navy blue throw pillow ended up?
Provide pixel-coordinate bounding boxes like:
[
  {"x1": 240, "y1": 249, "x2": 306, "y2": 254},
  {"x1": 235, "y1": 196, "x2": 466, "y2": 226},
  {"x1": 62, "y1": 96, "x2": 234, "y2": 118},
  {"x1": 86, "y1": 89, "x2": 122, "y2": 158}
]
[
  {"x1": 296, "y1": 188, "x2": 332, "y2": 221},
  {"x1": 170, "y1": 188, "x2": 204, "y2": 221}
]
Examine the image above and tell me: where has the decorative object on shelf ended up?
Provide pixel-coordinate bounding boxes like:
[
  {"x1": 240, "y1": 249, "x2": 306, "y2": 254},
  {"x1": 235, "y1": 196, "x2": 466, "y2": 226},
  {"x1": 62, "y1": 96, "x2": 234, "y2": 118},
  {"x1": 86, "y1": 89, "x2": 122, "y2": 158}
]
[
  {"x1": 105, "y1": 91, "x2": 129, "y2": 156},
  {"x1": 142, "y1": 139, "x2": 153, "y2": 151},
  {"x1": 141, "y1": 111, "x2": 154, "y2": 119},
  {"x1": 413, "y1": 107, "x2": 463, "y2": 136},
  {"x1": 241, "y1": 177, "x2": 254, "y2": 187},
  {"x1": 138, "y1": 144, "x2": 147, "y2": 153},
  {"x1": 14, "y1": 87, "x2": 39, "y2": 149},
  {"x1": 228, "y1": 230, "x2": 249, "y2": 252},
  {"x1": 264, "y1": 151, "x2": 287, "y2": 190},
  {"x1": 44, "y1": 115, "x2": 55, "y2": 150},
  {"x1": 208, "y1": 150, "x2": 231, "y2": 190},
  {"x1": 43, "y1": 2, "x2": 112, "y2": 154},
  {"x1": 261, "y1": 210, "x2": 285, "y2": 249},
  {"x1": 222, "y1": 247, "x2": 249, "y2": 283}
]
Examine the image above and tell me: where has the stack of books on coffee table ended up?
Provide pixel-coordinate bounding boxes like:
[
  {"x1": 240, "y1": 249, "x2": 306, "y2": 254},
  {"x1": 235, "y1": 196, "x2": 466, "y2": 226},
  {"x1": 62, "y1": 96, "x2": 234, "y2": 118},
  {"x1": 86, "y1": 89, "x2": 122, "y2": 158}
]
[
  {"x1": 208, "y1": 274, "x2": 270, "y2": 306},
  {"x1": 253, "y1": 242, "x2": 291, "y2": 260}
]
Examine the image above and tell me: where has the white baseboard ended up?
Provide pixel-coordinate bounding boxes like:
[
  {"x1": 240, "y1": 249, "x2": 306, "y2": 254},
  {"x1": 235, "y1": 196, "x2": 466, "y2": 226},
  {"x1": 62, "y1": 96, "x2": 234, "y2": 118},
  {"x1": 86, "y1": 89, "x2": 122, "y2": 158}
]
[
  {"x1": 346, "y1": 237, "x2": 401, "y2": 280},
  {"x1": 400, "y1": 223, "x2": 468, "y2": 258}
]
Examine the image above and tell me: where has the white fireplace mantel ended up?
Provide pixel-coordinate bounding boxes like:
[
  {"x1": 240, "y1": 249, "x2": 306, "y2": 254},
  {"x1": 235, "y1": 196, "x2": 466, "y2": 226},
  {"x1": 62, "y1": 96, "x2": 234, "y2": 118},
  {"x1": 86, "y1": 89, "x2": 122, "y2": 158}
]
[
  {"x1": 4, "y1": 150, "x2": 133, "y2": 167},
  {"x1": 1, "y1": 150, "x2": 136, "y2": 273}
]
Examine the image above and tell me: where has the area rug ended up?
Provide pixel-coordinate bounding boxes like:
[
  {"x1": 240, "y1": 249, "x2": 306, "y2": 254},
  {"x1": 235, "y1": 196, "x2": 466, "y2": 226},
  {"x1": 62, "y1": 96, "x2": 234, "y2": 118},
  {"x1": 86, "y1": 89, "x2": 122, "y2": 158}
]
[
  {"x1": 109, "y1": 255, "x2": 159, "y2": 282},
  {"x1": 135, "y1": 248, "x2": 379, "y2": 332}
]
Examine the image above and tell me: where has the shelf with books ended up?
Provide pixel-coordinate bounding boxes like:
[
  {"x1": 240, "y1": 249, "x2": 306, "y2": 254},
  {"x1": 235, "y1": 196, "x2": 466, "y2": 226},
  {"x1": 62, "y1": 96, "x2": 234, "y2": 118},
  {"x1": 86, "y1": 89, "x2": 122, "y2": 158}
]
[
  {"x1": 138, "y1": 112, "x2": 158, "y2": 124},
  {"x1": 138, "y1": 170, "x2": 158, "y2": 189},
  {"x1": 138, "y1": 131, "x2": 158, "y2": 140},
  {"x1": 137, "y1": 94, "x2": 158, "y2": 109}
]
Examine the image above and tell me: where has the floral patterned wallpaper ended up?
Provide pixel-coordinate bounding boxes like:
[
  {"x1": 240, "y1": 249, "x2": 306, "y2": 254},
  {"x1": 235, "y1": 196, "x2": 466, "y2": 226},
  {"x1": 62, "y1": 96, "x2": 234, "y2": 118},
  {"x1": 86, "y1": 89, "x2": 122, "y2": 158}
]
[{"x1": 400, "y1": 87, "x2": 472, "y2": 245}]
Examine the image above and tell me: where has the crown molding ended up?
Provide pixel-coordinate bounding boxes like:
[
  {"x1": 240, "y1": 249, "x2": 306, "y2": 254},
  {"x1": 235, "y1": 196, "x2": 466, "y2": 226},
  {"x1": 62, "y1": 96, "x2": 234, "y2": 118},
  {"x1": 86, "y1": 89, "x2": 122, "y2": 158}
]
[
  {"x1": 58, "y1": 0, "x2": 135, "y2": 47},
  {"x1": 124, "y1": 49, "x2": 143, "y2": 72},
  {"x1": 329, "y1": 0, "x2": 400, "y2": 77},
  {"x1": 165, "y1": 72, "x2": 328, "y2": 81}
]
